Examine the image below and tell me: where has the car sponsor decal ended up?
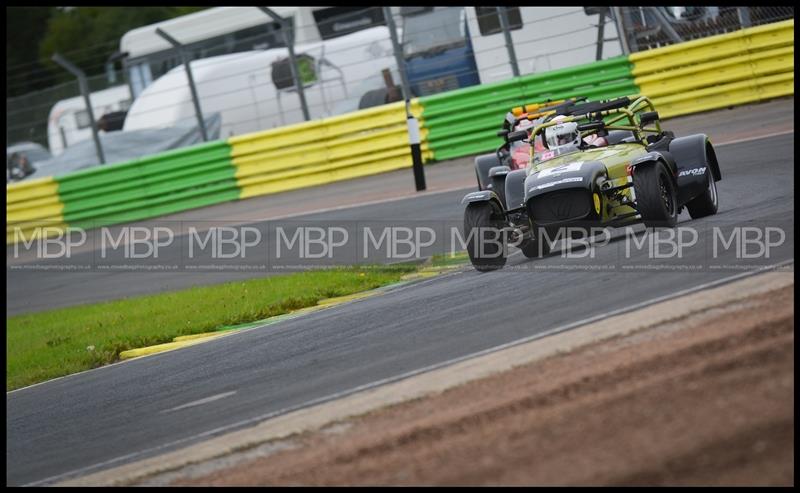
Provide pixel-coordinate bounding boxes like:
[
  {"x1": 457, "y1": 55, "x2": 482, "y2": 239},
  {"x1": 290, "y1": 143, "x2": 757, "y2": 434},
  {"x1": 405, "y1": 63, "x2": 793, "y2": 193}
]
[
  {"x1": 678, "y1": 167, "x2": 707, "y2": 177},
  {"x1": 536, "y1": 161, "x2": 584, "y2": 178},
  {"x1": 539, "y1": 150, "x2": 555, "y2": 161},
  {"x1": 464, "y1": 191, "x2": 489, "y2": 200},
  {"x1": 528, "y1": 176, "x2": 583, "y2": 192}
]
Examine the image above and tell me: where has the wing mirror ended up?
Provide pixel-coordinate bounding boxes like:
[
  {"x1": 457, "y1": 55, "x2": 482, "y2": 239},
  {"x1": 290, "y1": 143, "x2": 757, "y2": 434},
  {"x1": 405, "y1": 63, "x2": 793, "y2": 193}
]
[
  {"x1": 639, "y1": 111, "x2": 660, "y2": 126},
  {"x1": 577, "y1": 121, "x2": 606, "y2": 133},
  {"x1": 507, "y1": 130, "x2": 528, "y2": 143}
]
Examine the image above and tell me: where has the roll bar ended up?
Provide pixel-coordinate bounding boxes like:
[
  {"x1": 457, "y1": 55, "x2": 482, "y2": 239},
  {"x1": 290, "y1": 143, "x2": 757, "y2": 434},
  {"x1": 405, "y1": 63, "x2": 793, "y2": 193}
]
[{"x1": 527, "y1": 96, "x2": 662, "y2": 145}]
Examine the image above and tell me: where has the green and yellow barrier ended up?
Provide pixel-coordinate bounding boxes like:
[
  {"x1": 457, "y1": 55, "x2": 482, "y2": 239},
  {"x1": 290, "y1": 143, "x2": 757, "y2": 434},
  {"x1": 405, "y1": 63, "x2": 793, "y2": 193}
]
[
  {"x1": 6, "y1": 176, "x2": 67, "y2": 244},
  {"x1": 630, "y1": 19, "x2": 793, "y2": 118},
  {"x1": 230, "y1": 99, "x2": 431, "y2": 200},
  {"x1": 6, "y1": 141, "x2": 237, "y2": 244},
  {"x1": 418, "y1": 56, "x2": 638, "y2": 161},
  {"x1": 57, "y1": 140, "x2": 237, "y2": 230}
]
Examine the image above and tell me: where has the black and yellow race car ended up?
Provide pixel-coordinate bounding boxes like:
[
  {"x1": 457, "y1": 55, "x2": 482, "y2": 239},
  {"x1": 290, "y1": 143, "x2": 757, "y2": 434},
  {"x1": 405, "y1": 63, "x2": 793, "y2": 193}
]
[{"x1": 462, "y1": 96, "x2": 722, "y2": 271}]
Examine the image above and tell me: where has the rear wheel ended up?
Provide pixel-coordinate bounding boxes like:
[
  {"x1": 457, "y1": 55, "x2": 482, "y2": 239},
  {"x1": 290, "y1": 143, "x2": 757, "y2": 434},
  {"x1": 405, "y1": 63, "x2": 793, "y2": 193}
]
[
  {"x1": 464, "y1": 201, "x2": 507, "y2": 272},
  {"x1": 686, "y1": 172, "x2": 718, "y2": 219},
  {"x1": 633, "y1": 162, "x2": 677, "y2": 228},
  {"x1": 475, "y1": 154, "x2": 501, "y2": 191}
]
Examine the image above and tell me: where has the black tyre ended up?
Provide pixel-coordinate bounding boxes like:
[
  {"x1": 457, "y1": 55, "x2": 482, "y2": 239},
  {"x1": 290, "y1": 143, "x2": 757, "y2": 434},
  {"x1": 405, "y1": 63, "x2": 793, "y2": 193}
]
[
  {"x1": 519, "y1": 226, "x2": 552, "y2": 258},
  {"x1": 685, "y1": 172, "x2": 719, "y2": 219},
  {"x1": 633, "y1": 161, "x2": 678, "y2": 228},
  {"x1": 475, "y1": 154, "x2": 501, "y2": 191},
  {"x1": 490, "y1": 174, "x2": 507, "y2": 209},
  {"x1": 464, "y1": 201, "x2": 507, "y2": 272}
]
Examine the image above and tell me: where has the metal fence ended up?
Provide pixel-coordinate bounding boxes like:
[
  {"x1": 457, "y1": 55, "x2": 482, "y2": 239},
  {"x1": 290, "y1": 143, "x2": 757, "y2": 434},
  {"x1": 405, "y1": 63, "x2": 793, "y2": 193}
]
[
  {"x1": 5, "y1": 6, "x2": 794, "y2": 164},
  {"x1": 616, "y1": 6, "x2": 795, "y2": 52},
  {"x1": 6, "y1": 69, "x2": 128, "y2": 152}
]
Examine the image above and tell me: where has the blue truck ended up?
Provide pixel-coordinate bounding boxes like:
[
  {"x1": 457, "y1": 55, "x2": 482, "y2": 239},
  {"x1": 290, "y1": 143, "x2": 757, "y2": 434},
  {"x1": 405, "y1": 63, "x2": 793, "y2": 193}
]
[{"x1": 400, "y1": 6, "x2": 481, "y2": 97}]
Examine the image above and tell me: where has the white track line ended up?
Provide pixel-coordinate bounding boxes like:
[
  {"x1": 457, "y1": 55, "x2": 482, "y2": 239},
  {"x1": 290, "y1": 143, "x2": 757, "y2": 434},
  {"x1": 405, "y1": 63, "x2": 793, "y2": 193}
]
[
  {"x1": 160, "y1": 391, "x2": 237, "y2": 414},
  {"x1": 23, "y1": 258, "x2": 793, "y2": 486}
]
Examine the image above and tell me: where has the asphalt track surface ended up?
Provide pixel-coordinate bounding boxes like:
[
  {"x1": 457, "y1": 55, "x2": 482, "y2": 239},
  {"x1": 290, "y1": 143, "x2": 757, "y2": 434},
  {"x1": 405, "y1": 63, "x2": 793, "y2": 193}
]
[{"x1": 6, "y1": 130, "x2": 794, "y2": 486}]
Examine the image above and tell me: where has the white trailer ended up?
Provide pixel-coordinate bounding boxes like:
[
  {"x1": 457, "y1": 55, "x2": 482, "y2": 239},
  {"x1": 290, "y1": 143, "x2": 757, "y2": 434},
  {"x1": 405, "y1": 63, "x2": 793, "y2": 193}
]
[
  {"x1": 120, "y1": 6, "x2": 388, "y2": 99},
  {"x1": 46, "y1": 84, "x2": 132, "y2": 156},
  {"x1": 465, "y1": 7, "x2": 623, "y2": 85},
  {"x1": 44, "y1": 7, "x2": 388, "y2": 153},
  {"x1": 122, "y1": 26, "x2": 399, "y2": 136},
  {"x1": 45, "y1": 7, "x2": 621, "y2": 155}
]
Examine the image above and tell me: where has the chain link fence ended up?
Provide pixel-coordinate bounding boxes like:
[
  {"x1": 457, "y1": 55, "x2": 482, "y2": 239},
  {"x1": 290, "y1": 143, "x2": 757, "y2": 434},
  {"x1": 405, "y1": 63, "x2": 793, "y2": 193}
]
[
  {"x1": 616, "y1": 6, "x2": 794, "y2": 52},
  {"x1": 5, "y1": 6, "x2": 794, "y2": 171},
  {"x1": 6, "y1": 69, "x2": 129, "y2": 153}
]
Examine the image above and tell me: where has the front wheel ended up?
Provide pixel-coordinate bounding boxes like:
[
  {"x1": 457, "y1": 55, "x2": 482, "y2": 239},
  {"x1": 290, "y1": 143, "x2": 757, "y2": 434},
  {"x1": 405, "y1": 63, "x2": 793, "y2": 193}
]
[
  {"x1": 519, "y1": 226, "x2": 553, "y2": 258},
  {"x1": 686, "y1": 172, "x2": 719, "y2": 219},
  {"x1": 464, "y1": 201, "x2": 507, "y2": 272},
  {"x1": 633, "y1": 162, "x2": 677, "y2": 228}
]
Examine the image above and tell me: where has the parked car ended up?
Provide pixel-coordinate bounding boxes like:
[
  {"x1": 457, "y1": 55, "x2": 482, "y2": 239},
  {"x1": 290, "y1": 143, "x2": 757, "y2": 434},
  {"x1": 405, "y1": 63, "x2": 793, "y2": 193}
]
[{"x1": 6, "y1": 142, "x2": 51, "y2": 182}]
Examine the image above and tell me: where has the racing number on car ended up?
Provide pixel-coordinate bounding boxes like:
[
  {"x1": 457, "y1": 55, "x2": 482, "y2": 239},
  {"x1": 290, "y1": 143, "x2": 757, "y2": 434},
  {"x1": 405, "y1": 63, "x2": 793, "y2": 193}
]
[{"x1": 537, "y1": 161, "x2": 584, "y2": 178}]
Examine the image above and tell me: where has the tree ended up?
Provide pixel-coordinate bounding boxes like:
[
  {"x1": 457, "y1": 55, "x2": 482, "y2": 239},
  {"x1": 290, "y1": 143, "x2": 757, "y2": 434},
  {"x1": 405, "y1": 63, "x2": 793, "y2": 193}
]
[
  {"x1": 6, "y1": 7, "x2": 207, "y2": 97},
  {"x1": 6, "y1": 7, "x2": 59, "y2": 97},
  {"x1": 38, "y1": 7, "x2": 207, "y2": 83}
]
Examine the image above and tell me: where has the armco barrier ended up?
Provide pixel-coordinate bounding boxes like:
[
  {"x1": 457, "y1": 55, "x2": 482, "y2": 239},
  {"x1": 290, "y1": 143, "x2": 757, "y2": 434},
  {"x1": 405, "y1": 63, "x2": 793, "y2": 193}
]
[
  {"x1": 631, "y1": 19, "x2": 794, "y2": 118},
  {"x1": 418, "y1": 56, "x2": 638, "y2": 161},
  {"x1": 229, "y1": 100, "x2": 431, "y2": 199},
  {"x1": 6, "y1": 140, "x2": 238, "y2": 244},
  {"x1": 6, "y1": 176, "x2": 66, "y2": 244},
  {"x1": 56, "y1": 140, "x2": 237, "y2": 230}
]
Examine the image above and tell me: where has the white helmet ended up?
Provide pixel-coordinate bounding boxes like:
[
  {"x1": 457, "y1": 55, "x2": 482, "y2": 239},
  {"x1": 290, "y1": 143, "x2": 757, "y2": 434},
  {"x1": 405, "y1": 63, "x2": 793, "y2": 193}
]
[{"x1": 545, "y1": 116, "x2": 580, "y2": 150}]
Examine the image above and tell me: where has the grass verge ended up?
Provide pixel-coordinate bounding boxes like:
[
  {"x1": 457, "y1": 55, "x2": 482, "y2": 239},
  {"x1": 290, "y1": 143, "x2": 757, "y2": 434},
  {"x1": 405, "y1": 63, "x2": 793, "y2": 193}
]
[{"x1": 7, "y1": 264, "x2": 422, "y2": 391}]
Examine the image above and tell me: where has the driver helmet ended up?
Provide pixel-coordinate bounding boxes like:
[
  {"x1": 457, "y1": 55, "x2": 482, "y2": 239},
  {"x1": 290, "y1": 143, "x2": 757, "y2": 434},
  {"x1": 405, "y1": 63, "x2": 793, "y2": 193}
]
[{"x1": 544, "y1": 115, "x2": 580, "y2": 150}]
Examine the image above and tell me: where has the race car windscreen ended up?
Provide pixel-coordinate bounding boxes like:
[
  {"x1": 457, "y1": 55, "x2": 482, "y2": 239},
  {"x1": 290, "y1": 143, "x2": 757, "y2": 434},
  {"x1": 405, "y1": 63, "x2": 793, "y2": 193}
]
[{"x1": 533, "y1": 144, "x2": 580, "y2": 165}]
